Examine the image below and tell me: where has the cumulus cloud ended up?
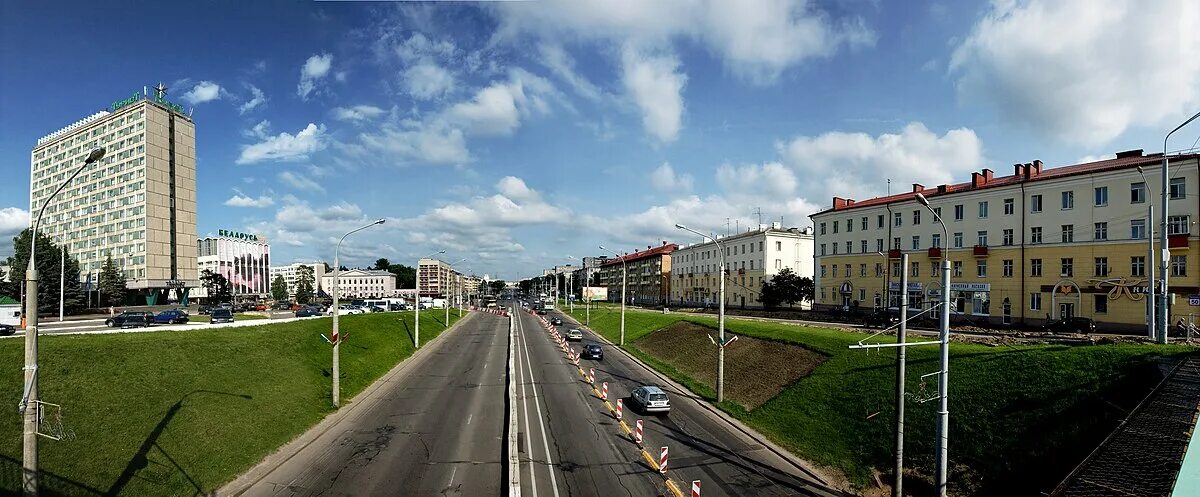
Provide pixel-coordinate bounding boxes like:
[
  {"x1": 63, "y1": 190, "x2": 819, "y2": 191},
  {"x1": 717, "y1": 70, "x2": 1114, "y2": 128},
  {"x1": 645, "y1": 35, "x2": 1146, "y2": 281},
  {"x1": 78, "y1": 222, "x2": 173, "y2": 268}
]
[
  {"x1": 649, "y1": 162, "x2": 694, "y2": 192},
  {"x1": 297, "y1": 53, "x2": 334, "y2": 100},
  {"x1": 621, "y1": 46, "x2": 686, "y2": 143},
  {"x1": 0, "y1": 207, "x2": 30, "y2": 258},
  {"x1": 239, "y1": 85, "x2": 266, "y2": 114},
  {"x1": 242, "y1": 119, "x2": 272, "y2": 140},
  {"x1": 405, "y1": 63, "x2": 456, "y2": 100},
  {"x1": 223, "y1": 193, "x2": 275, "y2": 208},
  {"x1": 354, "y1": 119, "x2": 470, "y2": 165},
  {"x1": 445, "y1": 70, "x2": 556, "y2": 136},
  {"x1": 777, "y1": 122, "x2": 984, "y2": 202},
  {"x1": 331, "y1": 105, "x2": 386, "y2": 122},
  {"x1": 181, "y1": 81, "x2": 222, "y2": 105},
  {"x1": 278, "y1": 170, "x2": 326, "y2": 193},
  {"x1": 236, "y1": 123, "x2": 327, "y2": 164},
  {"x1": 950, "y1": 0, "x2": 1200, "y2": 146}
]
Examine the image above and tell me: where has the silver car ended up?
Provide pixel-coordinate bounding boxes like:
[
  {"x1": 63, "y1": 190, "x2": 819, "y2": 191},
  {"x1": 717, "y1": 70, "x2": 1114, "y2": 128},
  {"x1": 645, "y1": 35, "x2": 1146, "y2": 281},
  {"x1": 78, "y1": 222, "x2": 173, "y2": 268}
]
[
  {"x1": 630, "y1": 385, "x2": 671, "y2": 414},
  {"x1": 566, "y1": 329, "x2": 583, "y2": 341}
]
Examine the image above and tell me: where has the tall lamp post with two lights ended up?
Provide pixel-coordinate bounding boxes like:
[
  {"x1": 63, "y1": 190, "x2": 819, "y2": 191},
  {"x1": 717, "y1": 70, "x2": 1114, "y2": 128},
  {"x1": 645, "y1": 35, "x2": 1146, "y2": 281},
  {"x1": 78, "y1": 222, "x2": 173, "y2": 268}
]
[
  {"x1": 331, "y1": 218, "x2": 386, "y2": 408},
  {"x1": 674, "y1": 223, "x2": 729, "y2": 403},
  {"x1": 598, "y1": 245, "x2": 628, "y2": 346}
]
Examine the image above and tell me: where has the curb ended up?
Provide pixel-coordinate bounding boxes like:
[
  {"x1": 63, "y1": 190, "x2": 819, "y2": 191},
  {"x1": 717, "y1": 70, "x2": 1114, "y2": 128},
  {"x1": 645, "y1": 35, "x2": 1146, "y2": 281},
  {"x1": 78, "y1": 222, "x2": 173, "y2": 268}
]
[
  {"x1": 506, "y1": 307, "x2": 521, "y2": 497},
  {"x1": 555, "y1": 309, "x2": 845, "y2": 494},
  {"x1": 217, "y1": 311, "x2": 481, "y2": 497}
]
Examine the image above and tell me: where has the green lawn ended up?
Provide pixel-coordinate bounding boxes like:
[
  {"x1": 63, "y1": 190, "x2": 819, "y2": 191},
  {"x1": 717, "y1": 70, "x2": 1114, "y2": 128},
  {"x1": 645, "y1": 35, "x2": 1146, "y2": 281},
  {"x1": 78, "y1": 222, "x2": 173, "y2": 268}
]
[
  {"x1": 567, "y1": 304, "x2": 1194, "y2": 496},
  {"x1": 0, "y1": 310, "x2": 462, "y2": 496}
]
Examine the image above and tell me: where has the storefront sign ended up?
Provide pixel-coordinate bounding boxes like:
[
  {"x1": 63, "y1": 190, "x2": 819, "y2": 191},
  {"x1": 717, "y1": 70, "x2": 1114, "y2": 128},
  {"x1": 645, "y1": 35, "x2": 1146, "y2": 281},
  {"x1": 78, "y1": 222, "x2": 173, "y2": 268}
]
[
  {"x1": 949, "y1": 283, "x2": 990, "y2": 292},
  {"x1": 888, "y1": 282, "x2": 923, "y2": 291},
  {"x1": 1088, "y1": 277, "x2": 1149, "y2": 301},
  {"x1": 219, "y1": 229, "x2": 260, "y2": 241},
  {"x1": 165, "y1": 279, "x2": 185, "y2": 288}
]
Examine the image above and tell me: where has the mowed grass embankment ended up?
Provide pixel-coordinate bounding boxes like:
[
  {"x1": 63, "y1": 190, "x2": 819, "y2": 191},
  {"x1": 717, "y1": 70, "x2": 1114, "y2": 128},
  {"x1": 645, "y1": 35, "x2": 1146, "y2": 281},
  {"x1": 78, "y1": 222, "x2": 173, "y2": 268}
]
[
  {"x1": 0, "y1": 310, "x2": 465, "y2": 496},
  {"x1": 567, "y1": 304, "x2": 1194, "y2": 496}
]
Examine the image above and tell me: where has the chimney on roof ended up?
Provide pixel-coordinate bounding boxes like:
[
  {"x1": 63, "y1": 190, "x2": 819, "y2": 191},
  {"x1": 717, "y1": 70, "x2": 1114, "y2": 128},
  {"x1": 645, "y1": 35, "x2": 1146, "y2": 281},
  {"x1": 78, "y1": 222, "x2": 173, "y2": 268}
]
[
  {"x1": 1116, "y1": 149, "x2": 1144, "y2": 159},
  {"x1": 937, "y1": 184, "x2": 948, "y2": 194},
  {"x1": 912, "y1": 183, "x2": 924, "y2": 192},
  {"x1": 1031, "y1": 160, "x2": 1043, "y2": 176},
  {"x1": 1013, "y1": 163, "x2": 1025, "y2": 177},
  {"x1": 832, "y1": 196, "x2": 853, "y2": 209}
]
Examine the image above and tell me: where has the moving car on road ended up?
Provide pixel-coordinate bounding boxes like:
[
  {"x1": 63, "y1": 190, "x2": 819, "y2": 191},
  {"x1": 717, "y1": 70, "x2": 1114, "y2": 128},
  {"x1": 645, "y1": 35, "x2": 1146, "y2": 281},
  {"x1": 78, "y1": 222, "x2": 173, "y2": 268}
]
[
  {"x1": 210, "y1": 308, "x2": 235, "y2": 324},
  {"x1": 1042, "y1": 316, "x2": 1097, "y2": 334},
  {"x1": 106, "y1": 311, "x2": 155, "y2": 328},
  {"x1": 294, "y1": 306, "x2": 323, "y2": 318},
  {"x1": 565, "y1": 329, "x2": 583, "y2": 341},
  {"x1": 863, "y1": 309, "x2": 900, "y2": 328},
  {"x1": 629, "y1": 385, "x2": 671, "y2": 414},
  {"x1": 0, "y1": 323, "x2": 16, "y2": 336},
  {"x1": 153, "y1": 309, "x2": 190, "y2": 325},
  {"x1": 550, "y1": 317, "x2": 563, "y2": 326},
  {"x1": 581, "y1": 343, "x2": 603, "y2": 360}
]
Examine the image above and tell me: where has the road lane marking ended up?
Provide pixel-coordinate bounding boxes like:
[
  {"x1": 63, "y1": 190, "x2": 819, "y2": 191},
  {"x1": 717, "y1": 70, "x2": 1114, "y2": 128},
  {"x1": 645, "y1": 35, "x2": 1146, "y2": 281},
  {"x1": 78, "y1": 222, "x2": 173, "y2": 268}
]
[
  {"x1": 516, "y1": 311, "x2": 562, "y2": 497},
  {"x1": 515, "y1": 314, "x2": 539, "y2": 497},
  {"x1": 467, "y1": 414, "x2": 473, "y2": 425}
]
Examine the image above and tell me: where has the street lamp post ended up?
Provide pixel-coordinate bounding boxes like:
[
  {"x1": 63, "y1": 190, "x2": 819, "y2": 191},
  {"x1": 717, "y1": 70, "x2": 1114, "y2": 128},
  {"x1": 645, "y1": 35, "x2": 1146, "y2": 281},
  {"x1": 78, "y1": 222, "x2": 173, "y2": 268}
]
[
  {"x1": 599, "y1": 245, "x2": 628, "y2": 346},
  {"x1": 916, "y1": 192, "x2": 952, "y2": 497},
  {"x1": 675, "y1": 224, "x2": 728, "y2": 403},
  {"x1": 22, "y1": 146, "x2": 105, "y2": 496},
  {"x1": 56, "y1": 236, "x2": 65, "y2": 323},
  {"x1": 415, "y1": 250, "x2": 446, "y2": 349},
  {"x1": 1137, "y1": 166, "x2": 1157, "y2": 340},
  {"x1": 1160, "y1": 110, "x2": 1200, "y2": 344},
  {"x1": 331, "y1": 218, "x2": 386, "y2": 408},
  {"x1": 446, "y1": 258, "x2": 467, "y2": 327}
]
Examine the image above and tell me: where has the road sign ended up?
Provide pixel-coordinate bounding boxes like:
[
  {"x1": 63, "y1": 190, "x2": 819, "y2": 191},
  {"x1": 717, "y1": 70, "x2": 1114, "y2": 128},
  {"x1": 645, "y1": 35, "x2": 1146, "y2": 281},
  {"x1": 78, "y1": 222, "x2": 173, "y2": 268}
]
[{"x1": 1189, "y1": 295, "x2": 1200, "y2": 306}]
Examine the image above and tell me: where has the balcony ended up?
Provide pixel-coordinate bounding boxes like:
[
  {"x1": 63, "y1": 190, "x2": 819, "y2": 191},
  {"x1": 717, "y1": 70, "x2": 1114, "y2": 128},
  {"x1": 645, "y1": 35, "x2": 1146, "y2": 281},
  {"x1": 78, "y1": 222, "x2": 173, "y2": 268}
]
[
  {"x1": 973, "y1": 245, "x2": 988, "y2": 256},
  {"x1": 887, "y1": 249, "x2": 902, "y2": 259},
  {"x1": 1169, "y1": 234, "x2": 1189, "y2": 249},
  {"x1": 927, "y1": 247, "x2": 942, "y2": 258}
]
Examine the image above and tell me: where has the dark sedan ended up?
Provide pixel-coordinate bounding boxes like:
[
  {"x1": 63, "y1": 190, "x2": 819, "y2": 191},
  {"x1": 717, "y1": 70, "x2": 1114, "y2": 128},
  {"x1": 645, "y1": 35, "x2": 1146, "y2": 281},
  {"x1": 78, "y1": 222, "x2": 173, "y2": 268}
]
[
  {"x1": 294, "y1": 306, "x2": 323, "y2": 318},
  {"x1": 106, "y1": 311, "x2": 155, "y2": 328},
  {"x1": 210, "y1": 308, "x2": 235, "y2": 324},
  {"x1": 1042, "y1": 317, "x2": 1096, "y2": 334},
  {"x1": 550, "y1": 317, "x2": 563, "y2": 325},
  {"x1": 153, "y1": 309, "x2": 189, "y2": 324},
  {"x1": 0, "y1": 324, "x2": 15, "y2": 336},
  {"x1": 580, "y1": 343, "x2": 603, "y2": 360}
]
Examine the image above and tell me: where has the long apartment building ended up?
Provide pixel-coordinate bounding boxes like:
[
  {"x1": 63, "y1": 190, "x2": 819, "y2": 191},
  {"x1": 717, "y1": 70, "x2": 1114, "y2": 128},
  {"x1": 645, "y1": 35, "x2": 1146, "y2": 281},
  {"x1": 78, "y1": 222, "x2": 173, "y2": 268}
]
[
  {"x1": 320, "y1": 269, "x2": 396, "y2": 299},
  {"x1": 596, "y1": 242, "x2": 677, "y2": 305},
  {"x1": 30, "y1": 84, "x2": 197, "y2": 305},
  {"x1": 418, "y1": 258, "x2": 471, "y2": 302},
  {"x1": 271, "y1": 262, "x2": 327, "y2": 298},
  {"x1": 670, "y1": 223, "x2": 815, "y2": 308},
  {"x1": 810, "y1": 149, "x2": 1200, "y2": 331}
]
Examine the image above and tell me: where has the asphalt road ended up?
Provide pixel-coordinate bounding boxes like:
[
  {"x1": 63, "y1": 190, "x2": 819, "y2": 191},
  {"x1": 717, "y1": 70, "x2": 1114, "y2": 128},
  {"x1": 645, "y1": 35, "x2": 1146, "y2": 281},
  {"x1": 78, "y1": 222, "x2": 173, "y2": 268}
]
[
  {"x1": 514, "y1": 304, "x2": 846, "y2": 497},
  {"x1": 236, "y1": 310, "x2": 508, "y2": 497}
]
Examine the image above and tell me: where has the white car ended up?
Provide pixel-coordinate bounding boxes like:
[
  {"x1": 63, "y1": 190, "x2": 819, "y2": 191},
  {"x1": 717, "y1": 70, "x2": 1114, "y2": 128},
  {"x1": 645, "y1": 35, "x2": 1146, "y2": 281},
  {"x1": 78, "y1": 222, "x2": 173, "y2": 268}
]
[{"x1": 327, "y1": 305, "x2": 367, "y2": 316}]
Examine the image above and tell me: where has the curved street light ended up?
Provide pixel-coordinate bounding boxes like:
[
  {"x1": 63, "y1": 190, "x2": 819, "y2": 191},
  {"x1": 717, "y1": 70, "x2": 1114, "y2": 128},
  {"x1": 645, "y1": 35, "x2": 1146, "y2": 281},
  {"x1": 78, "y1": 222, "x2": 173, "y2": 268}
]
[
  {"x1": 598, "y1": 245, "x2": 628, "y2": 345},
  {"x1": 331, "y1": 218, "x2": 386, "y2": 408},
  {"x1": 915, "y1": 192, "x2": 951, "y2": 497},
  {"x1": 674, "y1": 223, "x2": 728, "y2": 403}
]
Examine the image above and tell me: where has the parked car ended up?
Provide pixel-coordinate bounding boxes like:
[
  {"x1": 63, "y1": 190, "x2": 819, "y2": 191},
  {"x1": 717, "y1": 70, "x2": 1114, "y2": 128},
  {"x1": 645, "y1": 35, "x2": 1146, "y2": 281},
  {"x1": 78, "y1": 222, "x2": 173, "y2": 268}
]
[
  {"x1": 566, "y1": 329, "x2": 583, "y2": 341},
  {"x1": 106, "y1": 311, "x2": 155, "y2": 328},
  {"x1": 294, "y1": 306, "x2": 323, "y2": 318},
  {"x1": 369, "y1": 305, "x2": 386, "y2": 313},
  {"x1": 274, "y1": 302, "x2": 292, "y2": 311},
  {"x1": 629, "y1": 385, "x2": 671, "y2": 414},
  {"x1": 197, "y1": 305, "x2": 212, "y2": 315},
  {"x1": 116, "y1": 314, "x2": 150, "y2": 329},
  {"x1": 210, "y1": 308, "x2": 235, "y2": 324},
  {"x1": 536, "y1": 309, "x2": 547, "y2": 315},
  {"x1": 0, "y1": 323, "x2": 15, "y2": 336},
  {"x1": 153, "y1": 309, "x2": 190, "y2": 325},
  {"x1": 863, "y1": 309, "x2": 900, "y2": 328},
  {"x1": 550, "y1": 317, "x2": 563, "y2": 326},
  {"x1": 581, "y1": 343, "x2": 603, "y2": 360},
  {"x1": 1042, "y1": 317, "x2": 1096, "y2": 334}
]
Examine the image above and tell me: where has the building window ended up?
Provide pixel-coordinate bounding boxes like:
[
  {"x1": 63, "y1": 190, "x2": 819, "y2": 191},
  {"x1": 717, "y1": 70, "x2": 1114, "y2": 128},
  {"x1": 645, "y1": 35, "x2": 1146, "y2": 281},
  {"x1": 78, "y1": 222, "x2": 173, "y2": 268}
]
[
  {"x1": 1061, "y1": 191, "x2": 1074, "y2": 209},
  {"x1": 893, "y1": 237, "x2": 901, "y2": 249},
  {"x1": 858, "y1": 263, "x2": 865, "y2": 276},
  {"x1": 832, "y1": 243, "x2": 838, "y2": 255},
  {"x1": 1061, "y1": 224, "x2": 1074, "y2": 243},
  {"x1": 911, "y1": 261, "x2": 920, "y2": 277},
  {"x1": 913, "y1": 210, "x2": 921, "y2": 225},
  {"x1": 776, "y1": 241, "x2": 783, "y2": 251},
  {"x1": 1094, "y1": 222, "x2": 1108, "y2": 241},
  {"x1": 1094, "y1": 257, "x2": 1109, "y2": 276},
  {"x1": 861, "y1": 240, "x2": 869, "y2": 253},
  {"x1": 1003, "y1": 229, "x2": 1014, "y2": 246},
  {"x1": 877, "y1": 239, "x2": 884, "y2": 252},
  {"x1": 842, "y1": 264, "x2": 849, "y2": 276},
  {"x1": 820, "y1": 265, "x2": 827, "y2": 277},
  {"x1": 1030, "y1": 194, "x2": 1043, "y2": 213},
  {"x1": 846, "y1": 219, "x2": 853, "y2": 233},
  {"x1": 1132, "y1": 182, "x2": 1146, "y2": 203},
  {"x1": 1061, "y1": 258, "x2": 1073, "y2": 277},
  {"x1": 912, "y1": 236, "x2": 920, "y2": 250},
  {"x1": 1094, "y1": 294, "x2": 1108, "y2": 314},
  {"x1": 1094, "y1": 186, "x2": 1108, "y2": 206},
  {"x1": 1031, "y1": 258, "x2": 1043, "y2": 277},
  {"x1": 1003, "y1": 198, "x2": 1014, "y2": 215},
  {"x1": 1132, "y1": 219, "x2": 1146, "y2": 239},
  {"x1": 1030, "y1": 293, "x2": 1042, "y2": 311},
  {"x1": 1168, "y1": 215, "x2": 1191, "y2": 235},
  {"x1": 1002, "y1": 259, "x2": 1013, "y2": 277},
  {"x1": 1132, "y1": 256, "x2": 1146, "y2": 277},
  {"x1": 977, "y1": 230, "x2": 988, "y2": 247},
  {"x1": 861, "y1": 217, "x2": 868, "y2": 230},
  {"x1": 979, "y1": 201, "x2": 989, "y2": 218},
  {"x1": 932, "y1": 233, "x2": 942, "y2": 248},
  {"x1": 976, "y1": 260, "x2": 987, "y2": 277},
  {"x1": 833, "y1": 222, "x2": 839, "y2": 234},
  {"x1": 953, "y1": 232, "x2": 963, "y2": 248},
  {"x1": 952, "y1": 260, "x2": 963, "y2": 277},
  {"x1": 819, "y1": 244, "x2": 826, "y2": 256},
  {"x1": 1171, "y1": 177, "x2": 1186, "y2": 200},
  {"x1": 1031, "y1": 226, "x2": 1043, "y2": 244},
  {"x1": 954, "y1": 204, "x2": 964, "y2": 221},
  {"x1": 875, "y1": 263, "x2": 883, "y2": 277},
  {"x1": 1172, "y1": 255, "x2": 1187, "y2": 277},
  {"x1": 894, "y1": 212, "x2": 902, "y2": 227},
  {"x1": 877, "y1": 214, "x2": 885, "y2": 228},
  {"x1": 846, "y1": 241, "x2": 853, "y2": 254},
  {"x1": 933, "y1": 207, "x2": 942, "y2": 221},
  {"x1": 892, "y1": 262, "x2": 902, "y2": 278}
]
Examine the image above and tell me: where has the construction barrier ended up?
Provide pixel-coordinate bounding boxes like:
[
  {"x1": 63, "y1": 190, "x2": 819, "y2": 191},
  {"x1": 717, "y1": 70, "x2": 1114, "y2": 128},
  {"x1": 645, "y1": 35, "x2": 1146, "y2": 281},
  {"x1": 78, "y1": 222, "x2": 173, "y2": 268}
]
[
  {"x1": 588, "y1": 368, "x2": 595, "y2": 384},
  {"x1": 691, "y1": 480, "x2": 701, "y2": 497},
  {"x1": 634, "y1": 419, "x2": 644, "y2": 445},
  {"x1": 660, "y1": 446, "x2": 668, "y2": 474},
  {"x1": 601, "y1": 381, "x2": 609, "y2": 401},
  {"x1": 615, "y1": 399, "x2": 623, "y2": 420}
]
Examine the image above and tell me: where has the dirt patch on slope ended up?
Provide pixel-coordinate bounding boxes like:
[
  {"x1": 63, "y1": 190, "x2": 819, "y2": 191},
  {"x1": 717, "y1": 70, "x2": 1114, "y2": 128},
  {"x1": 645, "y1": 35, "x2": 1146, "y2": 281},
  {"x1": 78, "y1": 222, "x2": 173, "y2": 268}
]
[{"x1": 634, "y1": 320, "x2": 827, "y2": 410}]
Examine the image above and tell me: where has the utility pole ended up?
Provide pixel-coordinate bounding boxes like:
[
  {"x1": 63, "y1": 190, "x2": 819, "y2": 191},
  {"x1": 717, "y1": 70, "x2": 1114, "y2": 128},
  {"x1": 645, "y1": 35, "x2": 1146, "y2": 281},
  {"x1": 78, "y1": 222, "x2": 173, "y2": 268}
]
[
  {"x1": 894, "y1": 253, "x2": 909, "y2": 497},
  {"x1": 1160, "y1": 110, "x2": 1200, "y2": 343}
]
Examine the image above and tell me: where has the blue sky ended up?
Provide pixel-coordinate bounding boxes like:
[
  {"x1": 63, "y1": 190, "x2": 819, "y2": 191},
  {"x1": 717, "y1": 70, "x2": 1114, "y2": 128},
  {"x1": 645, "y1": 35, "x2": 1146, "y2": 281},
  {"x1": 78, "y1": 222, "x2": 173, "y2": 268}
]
[{"x1": 2, "y1": 0, "x2": 1198, "y2": 280}]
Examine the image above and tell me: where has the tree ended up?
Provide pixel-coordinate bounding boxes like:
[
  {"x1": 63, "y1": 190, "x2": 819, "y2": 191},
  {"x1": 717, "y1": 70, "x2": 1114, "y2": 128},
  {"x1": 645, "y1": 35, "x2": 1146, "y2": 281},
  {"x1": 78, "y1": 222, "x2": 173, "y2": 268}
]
[
  {"x1": 488, "y1": 280, "x2": 506, "y2": 294},
  {"x1": 3, "y1": 228, "x2": 86, "y2": 315},
  {"x1": 519, "y1": 279, "x2": 534, "y2": 295},
  {"x1": 295, "y1": 265, "x2": 315, "y2": 304},
  {"x1": 98, "y1": 255, "x2": 127, "y2": 307},
  {"x1": 386, "y1": 264, "x2": 416, "y2": 289},
  {"x1": 271, "y1": 274, "x2": 289, "y2": 302},
  {"x1": 322, "y1": 262, "x2": 332, "y2": 273},
  {"x1": 200, "y1": 269, "x2": 232, "y2": 304},
  {"x1": 758, "y1": 268, "x2": 813, "y2": 309},
  {"x1": 373, "y1": 258, "x2": 391, "y2": 271}
]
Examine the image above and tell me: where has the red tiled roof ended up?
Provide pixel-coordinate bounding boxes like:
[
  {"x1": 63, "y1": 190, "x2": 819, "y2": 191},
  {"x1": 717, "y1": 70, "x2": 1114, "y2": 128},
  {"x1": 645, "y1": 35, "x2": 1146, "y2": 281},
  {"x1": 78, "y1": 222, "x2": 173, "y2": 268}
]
[
  {"x1": 810, "y1": 151, "x2": 1200, "y2": 217},
  {"x1": 601, "y1": 243, "x2": 678, "y2": 266}
]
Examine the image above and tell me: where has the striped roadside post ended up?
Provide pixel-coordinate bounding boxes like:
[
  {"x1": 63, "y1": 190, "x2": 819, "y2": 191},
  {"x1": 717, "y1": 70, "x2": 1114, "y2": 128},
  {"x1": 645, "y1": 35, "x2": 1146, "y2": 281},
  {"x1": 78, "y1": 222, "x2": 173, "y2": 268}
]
[
  {"x1": 691, "y1": 480, "x2": 700, "y2": 497},
  {"x1": 601, "y1": 381, "x2": 609, "y2": 400},
  {"x1": 634, "y1": 419, "x2": 644, "y2": 445},
  {"x1": 659, "y1": 446, "x2": 668, "y2": 474},
  {"x1": 615, "y1": 398, "x2": 623, "y2": 420}
]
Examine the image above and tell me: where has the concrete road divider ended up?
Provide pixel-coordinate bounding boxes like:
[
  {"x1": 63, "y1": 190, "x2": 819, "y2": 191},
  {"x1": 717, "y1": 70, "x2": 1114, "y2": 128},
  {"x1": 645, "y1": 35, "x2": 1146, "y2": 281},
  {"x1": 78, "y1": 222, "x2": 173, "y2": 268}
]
[
  {"x1": 506, "y1": 310, "x2": 521, "y2": 496},
  {"x1": 664, "y1": 479, "x2": 686, "y2": 497}
]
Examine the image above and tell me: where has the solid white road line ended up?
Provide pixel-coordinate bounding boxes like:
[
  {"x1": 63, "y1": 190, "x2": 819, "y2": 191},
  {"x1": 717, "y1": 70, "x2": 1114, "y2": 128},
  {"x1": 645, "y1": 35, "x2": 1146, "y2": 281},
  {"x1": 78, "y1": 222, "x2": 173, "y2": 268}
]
[
  {"x1": 516, "y1": 312, "x2": 561, "y2": 497},
  {"x1": 516, "y1": 314, "x2": 540, "y2": 497},
  {"x1": 467, "y1": 413, "x2": 473, "y2": 425}
]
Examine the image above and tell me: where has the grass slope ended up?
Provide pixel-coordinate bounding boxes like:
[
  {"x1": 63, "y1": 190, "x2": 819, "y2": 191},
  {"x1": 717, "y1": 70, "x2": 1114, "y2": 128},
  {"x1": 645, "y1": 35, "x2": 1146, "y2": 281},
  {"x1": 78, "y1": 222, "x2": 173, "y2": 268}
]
[
  {"x1": 0, "y1": 311, "x2": 462, "y2": 496},
  {"x1": 568, "y1": 304, "x2": 1193, "y2": 496}
]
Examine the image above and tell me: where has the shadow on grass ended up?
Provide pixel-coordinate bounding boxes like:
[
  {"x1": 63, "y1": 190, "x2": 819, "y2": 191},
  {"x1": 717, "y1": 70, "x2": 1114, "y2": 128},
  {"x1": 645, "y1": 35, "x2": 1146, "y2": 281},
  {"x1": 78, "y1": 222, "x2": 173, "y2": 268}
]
[
  {"x1": 105, "y1": 390, "x2": 252, "y2": 497},
  {"x1": 0, "y1": 453, "x2": 105, "y2": 496}
]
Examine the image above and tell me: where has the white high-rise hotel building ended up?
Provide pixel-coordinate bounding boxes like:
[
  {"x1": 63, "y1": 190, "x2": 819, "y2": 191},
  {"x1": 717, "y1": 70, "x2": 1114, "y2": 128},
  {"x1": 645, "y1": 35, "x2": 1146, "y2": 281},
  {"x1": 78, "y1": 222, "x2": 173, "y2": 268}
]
[{"x1": 29, "y1": 84, "x2": 198, "y2": 305}]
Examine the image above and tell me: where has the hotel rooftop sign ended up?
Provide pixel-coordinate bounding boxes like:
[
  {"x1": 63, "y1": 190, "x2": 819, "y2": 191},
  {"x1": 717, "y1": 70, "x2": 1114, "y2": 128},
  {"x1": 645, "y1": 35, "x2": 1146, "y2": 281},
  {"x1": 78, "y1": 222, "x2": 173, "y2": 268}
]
[
  {"x1": 219, "y1": 229, "x2": 260, "y2": 241},
  {"x1": 111, "y1": 83, "x2": 187, "y2": 115}
]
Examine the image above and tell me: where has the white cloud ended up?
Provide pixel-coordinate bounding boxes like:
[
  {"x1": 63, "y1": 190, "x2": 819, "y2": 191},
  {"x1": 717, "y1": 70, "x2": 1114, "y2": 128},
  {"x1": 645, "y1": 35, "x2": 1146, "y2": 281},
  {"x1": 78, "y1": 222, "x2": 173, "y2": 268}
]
[
  {"x1": 331, "y1": 105, "x2": 386, "y2": 122},
  {"x1": 0, "y1": 207, "x2": 30, "y2": 258},
  {"x1": 950, "y1": 0, "x2": 1200, "y2": 146},
  {"x1": 649, "y1": 162, "x2": 694, "y2": 192},
  {"x1": 715, "y1": 162, "x2": 796, "y2": 200},
  {"x1": 239, "y1": 85, "x2": 266, "y2": 114},
  {"x1": 405, "y1": 63, "x2": 456, "y2": 100},
  {"x1": 444, "y1": 69, "x2": 557, "y2": 136},
  {"x1": 777, "y1": 122, "x2": 984, "y2": 202},
  {"x1": 181, "y1": 81, "x2": 222, "y2": 105},
  {"x1": 538, "y1": 42, "x2": 604, "y2": 101},
  {"x1": 243, "y1": 119, "x2": 272, "y2": 140},
  {"x1": 396, "y1": 33, "x2": 457, "y2": 63},
  {"x1": 224, "y1": 193, "x2": 275, "y2": 208},
  {"x1": 278, "y1": 171, "x2": 326, "y2": 193},
  {"x1": 355, "y1": 120, "x2": 470, "y2": 165},
  {"x1": 496, "y1": 176, "x2": 538, "y2": 202},
  {"x1": 621, "y1": 46, "x2": 686, "y2": 143},
  {"x1": 297, "y1": 53, "x2": 334, "y2": 100},
  {"x1": 236, "y1": 123, "x2": 327, "y2": 164}
]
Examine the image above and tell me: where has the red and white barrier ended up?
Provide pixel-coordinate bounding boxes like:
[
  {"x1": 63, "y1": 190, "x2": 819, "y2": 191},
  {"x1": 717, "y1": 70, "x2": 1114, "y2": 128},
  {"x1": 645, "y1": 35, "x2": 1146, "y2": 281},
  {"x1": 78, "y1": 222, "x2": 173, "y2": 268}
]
[
  {"x1": 659, "y1": 446, "x2": 668, "y2": 474},
  {"x1": 615, "y1": 399, "x2": 623, "y2": 420},
  {"x1": 573, "y1": 349, "x2": 580, "y2": 366},
  {"x1": 691, "y1": 480, "x2": 700, "y2": 497},
  {"x1": 588, "y1": 368, "x2": 595, "y2": 384},
  {"x1": 601, "y1": 381, "x2": 609, "y2": 400},
  {"x1": 635, "y1": 419, "x2": 644, "y2": 445}
]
